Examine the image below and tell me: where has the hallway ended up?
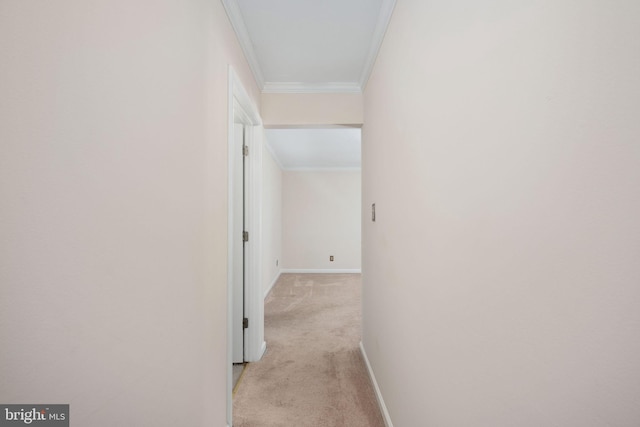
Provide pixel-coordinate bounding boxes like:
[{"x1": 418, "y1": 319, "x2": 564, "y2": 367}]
[
  {"x1": 2, "y1": 1, "x2": 639, "y2": 425},
  {"x1": 233, "y1": 274, "x2": 384, "y2": 427}
]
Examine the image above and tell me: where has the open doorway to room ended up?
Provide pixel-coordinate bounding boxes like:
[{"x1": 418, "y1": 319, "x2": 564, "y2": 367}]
[
  {"x1": 227, "y1": 68, "x2": 266, "y2": 427},
  {"x1": 232, "y1": 125, "x2": 369, "y2": 426},
  {"x1": 265, "y1": 126, "x2": 362, "y2": 277}
]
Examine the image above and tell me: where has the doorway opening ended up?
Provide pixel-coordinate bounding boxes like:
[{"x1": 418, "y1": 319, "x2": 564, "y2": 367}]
[
  {"x1": 264, "y1": 125, "x2": 362, "y2": 275},
  {"x1": 231, "y1": 122, "x2": 247, "y2": 386},
  {"x1": 227, "y1": 67, "x2": 266, "y2": 427}
]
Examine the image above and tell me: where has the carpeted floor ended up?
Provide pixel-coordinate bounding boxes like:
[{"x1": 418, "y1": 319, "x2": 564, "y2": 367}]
[{"x1": 233, "y1": 273, "x2": 385, "y2": 427}]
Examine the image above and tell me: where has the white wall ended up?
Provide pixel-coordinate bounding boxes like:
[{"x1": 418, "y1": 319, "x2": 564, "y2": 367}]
[
  {"x1": 283, "y1": 171, "x2": 361, "y2": 271},
  {"x1": 261, "y1": 142, "x2": 283, "y2": 297},
  {"x1": 261, "y1": 93, "x2": 363, "y2": 126},
  {"x1": 362, "y1": 1, "x2": 640, "y2": 426},
  {"x1": 0, "y1": 1, "x2": 259, "y2": 425}
]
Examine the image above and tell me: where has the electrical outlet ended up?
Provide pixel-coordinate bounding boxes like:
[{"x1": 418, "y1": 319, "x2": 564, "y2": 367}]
[{"x1": 330, "y1": 255, "x2": 334, "y2": 262}]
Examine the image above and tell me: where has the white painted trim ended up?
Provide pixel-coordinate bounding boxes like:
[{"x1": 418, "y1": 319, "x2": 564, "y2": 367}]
[
  {"x1": 359, "y1": 0, "x2": 397, "y2": 91},
  {"x1": 221, "y1": 0, "x2": 265, "y2": 89},
  {"x1": 229, "y1": 70, "x2": 262, "y2": 127},
  {"x1": 262, "y1": 82, "x2": 362, "y2": 94},
  {"x1": 281, "y1": 269, "x2": 362, "y2": 274},
  {"x1": 227, "y1": 66, "x2": 263, "y2": 427},
  {"x1": 226, "y1": 68, "x2": 235, "y2": 427},
  {"x1": 245, "y1": 125, "x2": 265, "y2": 364},
  {"x1": 259, "y1": 341, "x2": 267, "y2": 359},
  {"x1": 264, "y1": 270, "x2": 282, "y2": 299},
  {"x1": 360, "y1": 342, "x2": 394, "y2": 427}
]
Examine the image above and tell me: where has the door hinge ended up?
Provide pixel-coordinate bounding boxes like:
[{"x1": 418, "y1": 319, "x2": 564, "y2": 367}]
[
  {"x1": 243, "y1": 318, "x2": 249, "y2": 329},
  {"x1": 243, "y1": 145, "x2": 249, "y2": 156},
  {"x1": 243, "y1": 231, "x2": 249, "y2": 242}
]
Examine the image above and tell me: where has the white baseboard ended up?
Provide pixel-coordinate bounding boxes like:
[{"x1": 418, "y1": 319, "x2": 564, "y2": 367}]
[
  {"x1": 360, "y1": 342, "x2": 394, "y2": 427},
  {"x1": 259, "y1": 340, "x2": 267, "y2": 360},
  {"x1": 264, "y1": 270, "x2": 281, "y2": 299},
  {"x1": 281, "y1": 269, "x2": 362, "y2": 274}
]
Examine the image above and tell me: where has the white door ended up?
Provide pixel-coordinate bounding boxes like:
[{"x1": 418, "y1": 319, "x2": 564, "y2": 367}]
[{"x1": 232, "y1": 123, "x2": 245, "y2": 363}]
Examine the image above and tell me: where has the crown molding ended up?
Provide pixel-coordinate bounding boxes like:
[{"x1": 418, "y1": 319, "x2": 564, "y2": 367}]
[
  {"x1": 221, "y1": 0, "x2": 265, "y2": 89},
  {"x1": 262, "y1": 82, "x2": 362, "y2": 94},
  {"x1": 359, "y1": 0, "x2": 396, "y2": 91},
  {"x1": 222, "y1": 0, "x2": 395, "y2": 94}
]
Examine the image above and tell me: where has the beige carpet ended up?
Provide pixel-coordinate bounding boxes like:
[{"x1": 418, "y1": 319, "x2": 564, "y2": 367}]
[{"x1": 233, "y1": 273, "x2": 385, "y2": 427}]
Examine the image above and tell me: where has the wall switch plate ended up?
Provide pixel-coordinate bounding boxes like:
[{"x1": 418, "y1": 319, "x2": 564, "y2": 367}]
[
  {"x1": 330, "y1": 256, "x2": 334, "y2": 262},
  {"x1": 372, "y1": 203, "x2": 376, "y2": 222}
]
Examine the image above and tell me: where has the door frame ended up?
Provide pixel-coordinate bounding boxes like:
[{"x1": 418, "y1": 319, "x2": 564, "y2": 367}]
[
  {"x1": 231, "y1": 122, "x2": 245, "y2": 364},
  {"x1": 227, "y1": 66, "x2": 266, "y2": 427}
]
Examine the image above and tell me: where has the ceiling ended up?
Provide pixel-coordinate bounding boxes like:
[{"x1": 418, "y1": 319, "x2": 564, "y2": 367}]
[
  {"x1": 222, "y1": 0, "x2": 396, "y2": 93},
  {"x1": 224, "y1": 1, "x2": 391, "y2": 168},
  {"x1": 265, "y1": 128, "x2": 361, "y2": 170}
]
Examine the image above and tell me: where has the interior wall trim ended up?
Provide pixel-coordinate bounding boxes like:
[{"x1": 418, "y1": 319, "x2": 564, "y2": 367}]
[
  {"x1": 226, "y1": 65, "x2": 263, "y2": 427},
  {"x1": 360, "y1": 342, "x2": 395, "y2": 427},
  {"x1": 359, "y1": 0, "x2": 397, "y2": 91},
  {"x1": 221, "y1": 0, "x2": 265, "y2": 88}
]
